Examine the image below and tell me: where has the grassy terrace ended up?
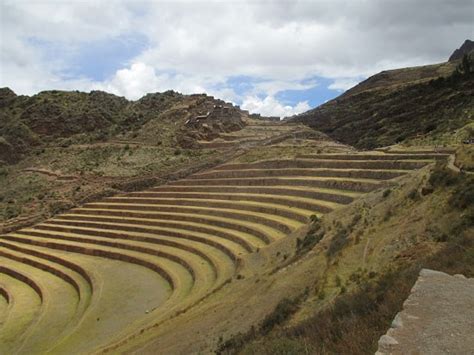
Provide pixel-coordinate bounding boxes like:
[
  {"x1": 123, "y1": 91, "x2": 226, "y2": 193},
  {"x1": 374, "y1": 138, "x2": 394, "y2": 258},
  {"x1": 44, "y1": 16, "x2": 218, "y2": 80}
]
[{"x1": 0, "y1": 149, "x2": 444, "y2": 353}]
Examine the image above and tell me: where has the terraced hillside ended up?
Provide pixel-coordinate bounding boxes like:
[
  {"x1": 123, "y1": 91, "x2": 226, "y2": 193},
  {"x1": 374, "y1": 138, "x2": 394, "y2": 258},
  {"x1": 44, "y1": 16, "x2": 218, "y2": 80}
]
[
  {"x1": 196, "y1": 118, "x2": 307, "y2": 149},
  {"x1": 0, "y1": 148, "x2": 450, "y2": 353}
]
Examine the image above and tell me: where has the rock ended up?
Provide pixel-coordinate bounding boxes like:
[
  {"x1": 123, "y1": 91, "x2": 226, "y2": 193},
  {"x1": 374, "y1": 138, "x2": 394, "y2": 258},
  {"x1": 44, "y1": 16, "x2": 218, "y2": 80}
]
[
  {"x1": 449, "y1": 39, "x2": 474, "y2": 61},
  {"x1": 391, "y1": 313, "x2": 403, "y2": 328},
  {"x1": 377, "y1": 269, "x2": 474, "y2": 354},
  {"x1": 0, "y1": 87, "x2": 17, "y2": 107},
  {"x1": 378, "y1": 334, "x2": 399, "y2": 353}
]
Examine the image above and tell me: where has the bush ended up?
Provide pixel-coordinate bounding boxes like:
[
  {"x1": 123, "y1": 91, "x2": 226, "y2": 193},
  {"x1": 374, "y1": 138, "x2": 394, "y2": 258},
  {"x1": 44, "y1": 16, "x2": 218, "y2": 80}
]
[
  {"x1": 4, "y1": 205, "x2": 21, "y2": 220},
  {"x1": 261, "y1": 297, "x2": 301, "y2": 335},
  {"x1": 48, "y1": 200, "x2": 74, "y2": 215},
  {"x1": 297, "y1": 217, "x2": 325, "y2": 253},
  {"x1": 449, "y1": 176, "x2": 474, "y2": 209},
  {"x1": 348, "y1": 213, "x2": 361, "y2": 230},
  {"x1": 382, "y1": 189, "x2": 391, "y2": 198},
  {"x1": 0, "y1": 166, "x2": 8, "y2": 177},
  {"x1": 407, "y1": 189, "x2": 419, "y2": 200},
  {"x1": 296, "y1": 230, "x2": 324, "y2": 253},
  {"x1": 327, "y1": 227, "x2": 349, "y2": 257},
  {"x1": 241, "y1": 336, "x2": 308, "y2": 355},
  {"x1": 383, "y1": 208, "x2": 393, "y2": 221},
  {"x1": 429, "y1": 163, "x2": 459, "y2": 187}
]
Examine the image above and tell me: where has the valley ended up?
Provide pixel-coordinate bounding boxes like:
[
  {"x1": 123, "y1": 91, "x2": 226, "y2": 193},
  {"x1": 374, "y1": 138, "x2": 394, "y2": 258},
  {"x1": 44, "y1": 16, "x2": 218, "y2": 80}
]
[{"x1": 0, "y1": 45, "x2": 473, "y2": 355}]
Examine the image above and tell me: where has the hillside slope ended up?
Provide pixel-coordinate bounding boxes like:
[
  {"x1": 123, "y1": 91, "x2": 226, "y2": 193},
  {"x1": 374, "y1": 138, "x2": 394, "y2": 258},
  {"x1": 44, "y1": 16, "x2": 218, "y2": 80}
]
[
  {"x1": 290, "y1": 52, "x2": 474, "y2": 149},
  {"x1": 2, "y1": 135, "x2": 464, "y2": 353},
  {"x1": 0, "y1": 89, "x2": 253, "y2": 228},
  {"x1": 1, "y1": 45, "x2": 473, "y2": 355},
  {"x1": 0, "y1": 88, "x2": 245, "y2": 164},
  {"x1": 217, "y1": 161, "x2": 473, "y2": 355}
]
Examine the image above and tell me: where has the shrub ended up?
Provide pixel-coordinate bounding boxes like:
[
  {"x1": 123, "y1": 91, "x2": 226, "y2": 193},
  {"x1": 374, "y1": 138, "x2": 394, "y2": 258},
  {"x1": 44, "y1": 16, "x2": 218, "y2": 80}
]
[
  {"x1": 48, "y1": 200, "x2": 74, "y2": 215},
  {"x1": 407, "y1": 189, "x2": 419, "y2": 200},
  {"x1": 424, "y1": 123, "x2": 437, "y2": 133},
  {"x1": 4, "y1": 205, "x2": 21, "y2": 220},
  {"x1": 429, "y1": 163, "x2": 459, "y2": 187},
  {"x1": 348, "y1": 213, "x2": 361, "y2": 231},
  {"x1": 395, "y1": 134, "x2": 407, "y2": 143},
  {"x1": 327, "y1": 227, "x2": 349, "y2": 257},
  {"x1": 0, "y1": 166, "x2": 8, "y2": 177},
  {"x1": 261, "y1": 297, "x2": 301, "y2": 335},
  {"x1": 449, "y1": 177, "x2": 474, "y2": 209},
  {"x1": 60, "y1": 138, "x2": 71, "y2": 148},
  {"x1": 241, "y1": 336, "x2": 308, "y2": 355},
  {"x1": 383, "y1": 208, "x2": 393, "y2": 221},
  {"x1": 382, "y1": 189, "x2": 391, "y2": 198},
  {"x1": 296, "y1": 230, "x2": 324, "y2": 253}
]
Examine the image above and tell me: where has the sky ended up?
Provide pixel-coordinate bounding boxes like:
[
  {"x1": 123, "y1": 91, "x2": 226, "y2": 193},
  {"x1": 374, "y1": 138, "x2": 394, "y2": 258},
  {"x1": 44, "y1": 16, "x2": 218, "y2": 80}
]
[{"x1": 0, "y1": 0, "x2": 472, "y2": 117}]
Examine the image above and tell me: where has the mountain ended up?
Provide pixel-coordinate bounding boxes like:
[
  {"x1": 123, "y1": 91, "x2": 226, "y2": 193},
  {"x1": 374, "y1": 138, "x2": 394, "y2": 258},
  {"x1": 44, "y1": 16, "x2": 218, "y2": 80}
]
[
  {"x1": 290, "y1": 48, "x2": 474, "y2": 149},
  {"x1": 449, "y1": 39, "x2": 474, "y2": 61},
  {"x1": 0, "y1": 43, "x2": 473, "y2": 355},
  {"x1": 0, "y1": 88, "x2": 250, "y2": 227},
  {"x1": 0, "y1": 88, "x2": 246, "y2": 164}
]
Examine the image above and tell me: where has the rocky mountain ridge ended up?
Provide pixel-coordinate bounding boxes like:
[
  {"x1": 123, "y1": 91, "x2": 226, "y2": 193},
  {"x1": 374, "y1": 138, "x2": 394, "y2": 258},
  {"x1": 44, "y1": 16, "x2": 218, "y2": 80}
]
[
  {"x1": 0, "y1": 88, "x2": 247, "y2": 164},
  {"x1": 449, "y1": 39, "x2": 474, "y2": 61},
  {"x1": 289, "y1": 42, "x2": 474, "y2": 149}
]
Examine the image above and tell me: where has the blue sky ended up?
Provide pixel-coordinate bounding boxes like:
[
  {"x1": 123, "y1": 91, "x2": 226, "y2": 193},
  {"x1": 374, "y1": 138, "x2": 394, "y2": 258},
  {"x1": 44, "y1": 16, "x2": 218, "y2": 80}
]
[
  {"x1": 1, "y1": 0, "x2": 472, "y2": 117},
  {"x1": 28, "y1": 33, "x2": 149, "y2": 81}
]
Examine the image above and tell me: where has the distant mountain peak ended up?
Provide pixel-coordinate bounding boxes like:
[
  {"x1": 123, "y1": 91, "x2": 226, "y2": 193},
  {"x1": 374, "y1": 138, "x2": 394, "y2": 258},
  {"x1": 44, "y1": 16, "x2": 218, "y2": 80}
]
[{"x1": 449, "y1": 39, "x2": 474, "y2": 61}]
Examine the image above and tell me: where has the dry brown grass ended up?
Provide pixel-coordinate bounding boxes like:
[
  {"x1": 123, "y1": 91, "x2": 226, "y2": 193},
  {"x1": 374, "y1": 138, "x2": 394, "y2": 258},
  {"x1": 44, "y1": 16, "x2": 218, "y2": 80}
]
[{"x1": 219, "y1": 163, "x2": 474, "y2": 355}]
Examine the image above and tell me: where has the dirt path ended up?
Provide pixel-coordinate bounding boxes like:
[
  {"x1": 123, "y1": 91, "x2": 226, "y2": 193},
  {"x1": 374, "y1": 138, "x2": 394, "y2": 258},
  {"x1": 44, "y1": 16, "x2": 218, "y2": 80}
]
[
  {"x1": 446, "y1": 153, "x2": 474, "y2": 175},
  {"x1": 23, "y1": 168, "x2": 77, "y2": 181},
  {"x1": 362, "y1": 238, "x2": 370, "y2": 264}
]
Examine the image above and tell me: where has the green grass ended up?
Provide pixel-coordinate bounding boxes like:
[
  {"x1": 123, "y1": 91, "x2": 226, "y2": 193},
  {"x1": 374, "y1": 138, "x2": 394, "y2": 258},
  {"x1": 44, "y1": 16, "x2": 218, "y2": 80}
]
[
  {"x1": 0, "y1": 257, "x2": 78, "y2": 354},
  {"x1": 0, "y1": 272, "x2": 42, "y2": 351}
]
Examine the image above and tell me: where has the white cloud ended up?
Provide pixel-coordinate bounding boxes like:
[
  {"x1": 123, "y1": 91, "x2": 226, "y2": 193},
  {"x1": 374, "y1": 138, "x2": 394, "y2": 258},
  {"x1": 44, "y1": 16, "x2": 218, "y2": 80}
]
[
  {"x1": 241, "y1": 96, "x2": 311, "y2": 118},
  {"x1": 328, "y1": 78, "x2": 360, "y2": 92},
  {"x1": 97, "y1": 62, "x2": 167, "y2": 100},
  {"x1": 1, "y1": 0, "x2": 472, "y2": 114},
  {"x1": 94, "y1": 62, "x2": 230, "y2": 100},
  {"x1": 250, "y1": 80, "x2": 318, "y2": 97}
]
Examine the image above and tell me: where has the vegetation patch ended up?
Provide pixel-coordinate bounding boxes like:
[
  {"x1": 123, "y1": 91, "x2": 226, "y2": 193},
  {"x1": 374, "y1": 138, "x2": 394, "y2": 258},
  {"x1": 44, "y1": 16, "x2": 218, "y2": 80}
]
[
  {"x1": 219, "y1": 163, "x2": 474, "y2": 355},
  {"x1": 217, "y1": 293, "x2": 306, "y2": 354},
  {"x1": 296, "y1": 216, "x2": 325, "y2": 254},
  {"x1": 326, "y1": 213, "x2": 361, "y2": 257},
  {"x1": 293, "y1": 55, "x2": 474, "y2": 149}
]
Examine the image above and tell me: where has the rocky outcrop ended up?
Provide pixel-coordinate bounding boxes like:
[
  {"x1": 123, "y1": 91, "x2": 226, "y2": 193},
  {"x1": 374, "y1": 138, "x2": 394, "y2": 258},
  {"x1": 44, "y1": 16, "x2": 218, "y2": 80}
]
[
  {"x1": 0, "y1": 88, "x2": 247, "y2": 163},
  {"x1": 449, "y1": 39, "x2": 474, "y2": 61},
  {"x1": 289, "y1": 58, "x2": 473, "y2": 149},
  {"x1": 0, "y1": 87, "x2": 17, "y2": 108},
  {"x1": 377, "y1": 269, "x2": 474, "y2": 354}
]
